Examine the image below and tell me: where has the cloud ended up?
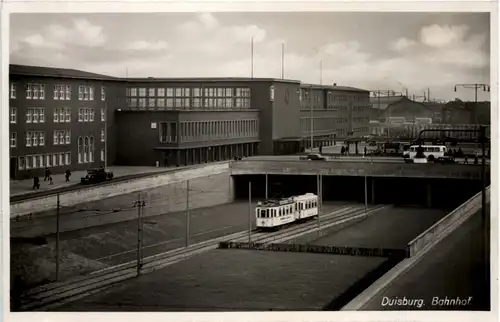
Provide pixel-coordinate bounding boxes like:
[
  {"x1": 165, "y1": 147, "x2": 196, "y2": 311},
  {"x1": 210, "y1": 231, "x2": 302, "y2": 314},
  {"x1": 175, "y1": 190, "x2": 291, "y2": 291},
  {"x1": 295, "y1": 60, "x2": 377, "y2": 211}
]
[
  {"x1": 419, "y1": 24, "x2": 469, "y2": 48},
  {"x1": 391, "y1": 37, "x2": 417, "y2": 51},
  {"x1": 124, "y1": 40, "x2": 169, "y2": 51},
  {"x1": 10, "y1": 14, "x2": 490, "y2": 102}
]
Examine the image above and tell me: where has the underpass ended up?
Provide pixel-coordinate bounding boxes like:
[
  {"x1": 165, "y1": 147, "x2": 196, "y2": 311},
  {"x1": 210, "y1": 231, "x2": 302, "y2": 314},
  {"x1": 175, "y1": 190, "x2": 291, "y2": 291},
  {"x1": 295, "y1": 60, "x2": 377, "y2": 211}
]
[{"x1": 52, "y1": 205, "x2": 452, "y2": 311}]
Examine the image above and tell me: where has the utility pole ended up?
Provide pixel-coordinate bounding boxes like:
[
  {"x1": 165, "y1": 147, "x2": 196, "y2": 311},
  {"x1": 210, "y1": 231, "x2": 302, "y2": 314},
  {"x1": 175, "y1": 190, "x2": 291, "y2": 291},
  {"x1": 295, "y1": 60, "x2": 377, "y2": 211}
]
[
  {"x1": 185, "y1": 180, "x2": 190, "y2": 247},
  {"x1": 55, "y1": 193, "x2": 60, "y2": 281},
  {"x1": 104, "y1": 101, "x2": 108, "y2": 168},
  {"x1": 134, "y1": 194, "x2": 145, "y2": 276},
  {"x1": 248, "y1": 181, "x2": 252, "y2": 243},
  {"x1": 281, "y1": 42, "x2": 285, "y2": 79},
  {"x1": 364, "y1": 171, "x2": 368, "y2": 215},
  {"x1": 310, "y1": 86, "x2": 314, "y2": 151},
  {"x1": 320, "y1": 60, "x2": 323, "y2": 85},
  {"x1": 265, "y1": 173, "x2": 268, "y2": 199},
  {"x1": 454, "y1": 84, "x2": 490, "y2": 124}
]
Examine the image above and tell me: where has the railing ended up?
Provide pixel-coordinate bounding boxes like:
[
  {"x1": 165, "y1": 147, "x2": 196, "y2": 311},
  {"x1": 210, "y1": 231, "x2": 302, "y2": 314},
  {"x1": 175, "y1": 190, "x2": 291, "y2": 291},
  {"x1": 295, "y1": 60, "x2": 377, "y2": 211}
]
[{"x1": 406, "y1": 186, "x2": 490, "y2": 257}]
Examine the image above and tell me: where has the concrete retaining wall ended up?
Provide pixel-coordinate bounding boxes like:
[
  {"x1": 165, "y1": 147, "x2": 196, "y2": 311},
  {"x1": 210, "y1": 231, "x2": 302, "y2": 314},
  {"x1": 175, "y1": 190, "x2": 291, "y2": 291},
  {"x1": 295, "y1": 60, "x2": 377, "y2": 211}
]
[
  {"x1": 11, "y1": 162, "x2": 230, "y2": 218},
  {"x1": 230, "y1": 160, "x2": 487, "y2": 179},
  {"x1": 407, "y1": 186, "x2": 490, "y2": 257}
]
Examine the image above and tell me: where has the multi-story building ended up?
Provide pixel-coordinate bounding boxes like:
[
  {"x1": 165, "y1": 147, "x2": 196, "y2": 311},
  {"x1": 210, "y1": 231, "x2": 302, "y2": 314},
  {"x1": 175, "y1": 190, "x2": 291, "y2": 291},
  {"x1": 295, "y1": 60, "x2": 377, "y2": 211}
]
[
  {"x1": 8, "y1": 64, "x2": 371, "y2": 178},
  {"x1": 9, "y1": 65, "x2": 121, "y2": 179},
  {"x1": 298, "y1": 84, "x2": 371, "y2": 149}
]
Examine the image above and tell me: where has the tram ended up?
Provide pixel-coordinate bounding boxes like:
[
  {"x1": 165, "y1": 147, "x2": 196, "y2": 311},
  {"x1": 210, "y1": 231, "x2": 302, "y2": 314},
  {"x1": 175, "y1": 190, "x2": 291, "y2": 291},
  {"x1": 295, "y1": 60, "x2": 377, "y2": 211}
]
[{"x1": 255, "y1": 193, "x2": 318, "y2": 230}]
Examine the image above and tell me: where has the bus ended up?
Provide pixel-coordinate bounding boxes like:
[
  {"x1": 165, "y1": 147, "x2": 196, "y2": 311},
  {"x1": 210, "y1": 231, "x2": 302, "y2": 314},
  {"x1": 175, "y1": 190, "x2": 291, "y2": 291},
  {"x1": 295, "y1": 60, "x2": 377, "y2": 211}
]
[{"x1": 404, "y1": 145, "x2": 447, "y2": 161}]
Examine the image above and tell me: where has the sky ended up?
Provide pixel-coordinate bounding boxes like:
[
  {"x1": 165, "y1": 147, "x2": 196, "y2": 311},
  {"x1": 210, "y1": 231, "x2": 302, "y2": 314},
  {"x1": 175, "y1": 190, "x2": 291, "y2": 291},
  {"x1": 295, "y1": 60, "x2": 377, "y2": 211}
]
[{"x1": 10, "y1": 12, "x2": 491, "y2": 102}]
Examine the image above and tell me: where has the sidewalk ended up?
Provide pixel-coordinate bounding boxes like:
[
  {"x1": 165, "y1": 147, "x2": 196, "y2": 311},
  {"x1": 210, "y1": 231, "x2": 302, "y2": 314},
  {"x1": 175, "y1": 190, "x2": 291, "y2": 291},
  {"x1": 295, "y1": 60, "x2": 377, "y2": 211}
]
[
  {"x1": 360, "y1": 209, "x2": 489, "y2": 310},
  {"x1": 10, "y1": 166, "x2": 171, "y2": 197}
]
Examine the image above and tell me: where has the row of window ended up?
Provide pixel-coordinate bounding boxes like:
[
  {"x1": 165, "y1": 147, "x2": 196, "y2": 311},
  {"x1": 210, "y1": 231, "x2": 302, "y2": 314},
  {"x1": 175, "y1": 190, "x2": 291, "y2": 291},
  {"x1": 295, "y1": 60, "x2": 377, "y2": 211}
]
[
  {"x1": 10, "y1": 83, "x2": 106, "y2": 101},
  {"x1": 300, "y1": 90, "x2": 368, "y2": 103},
  {"x1": 77, "y1": 136, "x2": 96, "y2": 164},
  {"x1": 10, "y1": 107, "x2": 106, "y2": 124},
  {"x1": 127, "y1": 97, "x2": 251, "y2": 109},
  {"x1": 179, "y1": 119, "x2": 259, "y2": 142},
  {"x1": 353, "y1": 116, "x2": 370, "y2": 123},
  {"x1": 10, "y1": 129, "x2": 104, "y2": 148},
  {"x1": 353, "y1": 127, "x2": 369, "y2": 133},
  {"x1": 18, "y1": 152, "x2": 72, "y2": 170},
  {"x1": 300, "y1": 117, "x2": 353, "y2": 133},
  {"x1": 126, "y1": 87, "x2": 251, "y2": 98}
]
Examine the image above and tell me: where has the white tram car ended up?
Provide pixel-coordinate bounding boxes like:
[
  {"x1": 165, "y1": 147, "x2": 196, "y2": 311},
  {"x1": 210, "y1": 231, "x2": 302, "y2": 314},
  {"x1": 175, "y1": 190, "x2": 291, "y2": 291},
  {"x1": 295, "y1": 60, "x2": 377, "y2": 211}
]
[{"x1": 255, "y1": 193, "x2": 319, "y2": 230}]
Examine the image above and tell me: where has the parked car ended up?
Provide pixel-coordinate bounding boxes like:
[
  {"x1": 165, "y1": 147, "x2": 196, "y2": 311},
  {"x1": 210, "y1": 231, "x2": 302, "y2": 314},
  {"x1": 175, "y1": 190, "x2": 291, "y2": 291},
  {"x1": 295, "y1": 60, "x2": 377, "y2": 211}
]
[
  {"x1": 306, "y1": 153, "x2": 327, "y2": 161},
  {"x1": 81, "y1": 168, "x2": 114, "y2": 184}
]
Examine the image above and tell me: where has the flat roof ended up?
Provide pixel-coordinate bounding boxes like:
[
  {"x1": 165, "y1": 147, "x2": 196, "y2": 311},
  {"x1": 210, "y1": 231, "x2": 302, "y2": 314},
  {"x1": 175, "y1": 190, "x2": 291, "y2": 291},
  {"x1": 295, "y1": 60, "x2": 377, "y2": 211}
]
[
  {"x1": 300, "y1": 83, "x2": 369, "y2": 93},
  {"x1": 10, "y1": 64, "x2": 365, "y2": 90}
]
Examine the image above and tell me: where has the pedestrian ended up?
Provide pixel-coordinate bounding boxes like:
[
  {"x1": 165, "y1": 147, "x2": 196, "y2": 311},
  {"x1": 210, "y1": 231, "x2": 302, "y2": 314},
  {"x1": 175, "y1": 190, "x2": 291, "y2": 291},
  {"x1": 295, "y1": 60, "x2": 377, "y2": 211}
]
[
  {"x1": 48, "y1": 175, "x2": 54, "y2": 185},
  {"x1": 44, "y1": 167, "x2": 50, "y2": 181},
  {"x1": 364, "y1": 146, "x2": 367, "y2": 157},
  {"x1": 464, "y1": 155, "x2": 468, "y2": 164},
  {"x1": 65, "y1": 169, "x2": 71, "y2": 182},
  {"x1": 33, "y1": 176, "x2": 40, "y2": 190},
  {"x1": 341, "y1": 146, "x2": 345, "y2": 155}
]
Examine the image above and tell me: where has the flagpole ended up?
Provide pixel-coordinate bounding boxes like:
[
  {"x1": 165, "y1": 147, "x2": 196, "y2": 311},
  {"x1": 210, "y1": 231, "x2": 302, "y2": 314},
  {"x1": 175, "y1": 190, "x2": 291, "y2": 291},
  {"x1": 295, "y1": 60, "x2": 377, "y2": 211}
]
[
  {"x1": 251, "y1": 37, "x2": 254, "y2": 78},
  {"x1": 281, "y1": 42, "x2": 285, "y2": 79}
]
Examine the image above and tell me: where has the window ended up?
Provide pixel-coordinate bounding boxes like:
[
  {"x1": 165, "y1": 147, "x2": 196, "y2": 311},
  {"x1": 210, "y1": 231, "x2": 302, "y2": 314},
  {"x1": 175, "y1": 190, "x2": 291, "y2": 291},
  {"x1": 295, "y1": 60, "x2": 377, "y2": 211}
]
[
  {"x1": 139, "y1": 98, "x2": 146, "y2": 108},
  {"x1": 148, "y1": 98, "x2": 155, "y2": 108},
  {"x1": 65, "y1": 130, "x2": 71, "y2": 144},
  {"x1": 84, "y1": 137, "x2": 89, "y2": 163},
  {"x1": 66, "y1": 85, "x2": 71, "y2": 100},
  {"x1": 26, "y1": 84, "x2": 32, "y2": 99},
  {"x1": 157, "y1": 98, "x2": 165, "y2": 108},
  {"x1": 139, "y1": 88, "x2": 146, "y2": 97},
  {"x1": 101, "y1": 149, "x2": 105, "y2": 161},
  {"x1": 10, "y1": 83, "x2": 16, "y2": 99},
  {"x1": 65, "y1": 152, "x2": 71, "y2": 165},
  {"x1": 148, "y1": 88, "x2": 155, "y2": 97},
  {"x1": 59, "y1": 108, "x2": 64, "y2": 123},
  {"x1": 101, "y1": 86, "x2": 106, "y2": 101},
  {"x1": 10, "y1": 108, "x2": 17, "y2": 123},
  {"x1": 79, "y1": 85, "x2": 94, "y2": 100},
  {"x1": 54, "y1": 108, "x2": 59, "y2": 123},
  {"x1": 130, "y1": 88, "x2": 137, "y2": 96},
  {"x1": 65, "y1": 108, "x2": 71, "y2": 122},
  {"x1": 78, "y1": 108, "x2": 83, "y2": 122},
  {"x1": 40, "y1": 85, "x2": 45, "y2": 99},
  {"x1": 89, "y1": 86, "x2": 94, "y2": 100},
  {"x1": 18, "y1": 157, "x2": 25, "y2": 170},
  {"x1": 157, "y1": 88, "x2": 165, "y2": 97},
  {"x1": 54, "y1": 131, "x2": 59, "y2": 145},
  {"x1": 89, "y1": 137, "x2": 94, "y2": 162},
  {"x1": 59, "y1": 153, "x2": 64, "y2": 166},
  {"x1": 193, "y1": 88, "x2": 201, "y2": 97},
  {"x1": 10, "y1": 132, "x2": 17, "y2": 148},
  {"x1": 84, "y1": 108, "x2": 89, "y2": 122},
  {"x1": 78, "y1": 137, "x2": 83, "y2": 163},
  {"x1": 101, "y1": 129, "x2": 105, "y2": 142},
  {"x1": 26, "y1": 132, "x2": 32, "y2": 147},
  {"x1": 129, "y1": 98, "x2": 137, "y2": 108},
  {"x1": 166, "y1": 98, "x2": 174, "y2": 108},
  {"x1": 46, "y1": 155, "x2": 51, "y2": 167},
  {"x1": 38, "y1": 155, "x2": 44, "y2": 168},
  {"x1": 166, "y1": 88, "x2": 174, "y2": 97},
  {"x1": 101, "y1": 108, "x2": 106, "y2": 121},
  {"x1": 89, "y1": 108, "x2": 95, "y2": 121},
  {"x1": 39, "y1": 132, "x2": 45, "y2": 146},
  {"x1": 53, "y1": 154, "x2": 58, "y2": 167}
]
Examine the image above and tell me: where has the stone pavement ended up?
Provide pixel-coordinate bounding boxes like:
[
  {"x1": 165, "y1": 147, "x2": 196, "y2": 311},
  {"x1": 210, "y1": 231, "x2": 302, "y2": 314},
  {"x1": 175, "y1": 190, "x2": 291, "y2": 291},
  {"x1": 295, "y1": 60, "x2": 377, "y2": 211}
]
[{"x1": 10, "y1": 166, "x2": 170, "y2": 197}]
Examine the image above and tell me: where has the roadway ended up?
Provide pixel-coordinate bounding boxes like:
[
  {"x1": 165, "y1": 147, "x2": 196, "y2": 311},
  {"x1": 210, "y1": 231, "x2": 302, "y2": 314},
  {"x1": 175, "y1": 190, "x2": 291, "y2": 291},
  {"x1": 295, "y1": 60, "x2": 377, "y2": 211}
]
[
  {"x1": 11, "y1": 200, "x2": 356, "y2": 288},
  {"x1": 54, "y1": 205, "x2": 451, "y2": 311},
  {"x1": 246, "y1": 155, "x2": 490, "y2": 165},
  {"x1": 360, "y1": 208, "x2": 490, "y2": 310}
]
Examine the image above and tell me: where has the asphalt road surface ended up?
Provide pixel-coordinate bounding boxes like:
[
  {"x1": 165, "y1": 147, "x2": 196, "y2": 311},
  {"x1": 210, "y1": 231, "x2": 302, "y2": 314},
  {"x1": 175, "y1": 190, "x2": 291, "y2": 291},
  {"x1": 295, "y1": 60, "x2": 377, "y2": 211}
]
[
  {"x1": 53, "y1": 205, "x2": 446, "y2": 311},
  {"x1": 361, "y1": 208, "x2": 490, "y2": 311},
  {"x1": 304, "y1": 206, "x2": 449, "y2": 249},
  {"x1": 11, "y1": 201, "x2": 356, "y2": 286}
]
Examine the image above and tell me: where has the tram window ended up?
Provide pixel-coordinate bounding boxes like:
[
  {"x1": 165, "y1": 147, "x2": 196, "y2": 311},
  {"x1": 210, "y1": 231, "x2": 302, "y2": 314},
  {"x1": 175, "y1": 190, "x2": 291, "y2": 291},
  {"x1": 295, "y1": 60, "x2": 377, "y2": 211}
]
[{"x1": 260, "y1": 210, "x2": 265, "y2": 217}]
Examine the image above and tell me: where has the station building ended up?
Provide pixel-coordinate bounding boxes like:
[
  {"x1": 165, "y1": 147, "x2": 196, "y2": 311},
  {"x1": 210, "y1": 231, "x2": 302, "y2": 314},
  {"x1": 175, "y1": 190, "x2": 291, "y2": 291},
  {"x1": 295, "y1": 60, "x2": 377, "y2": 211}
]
[{"x1": 9, "y1": 64, "x2": 371, "y2": 179}]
